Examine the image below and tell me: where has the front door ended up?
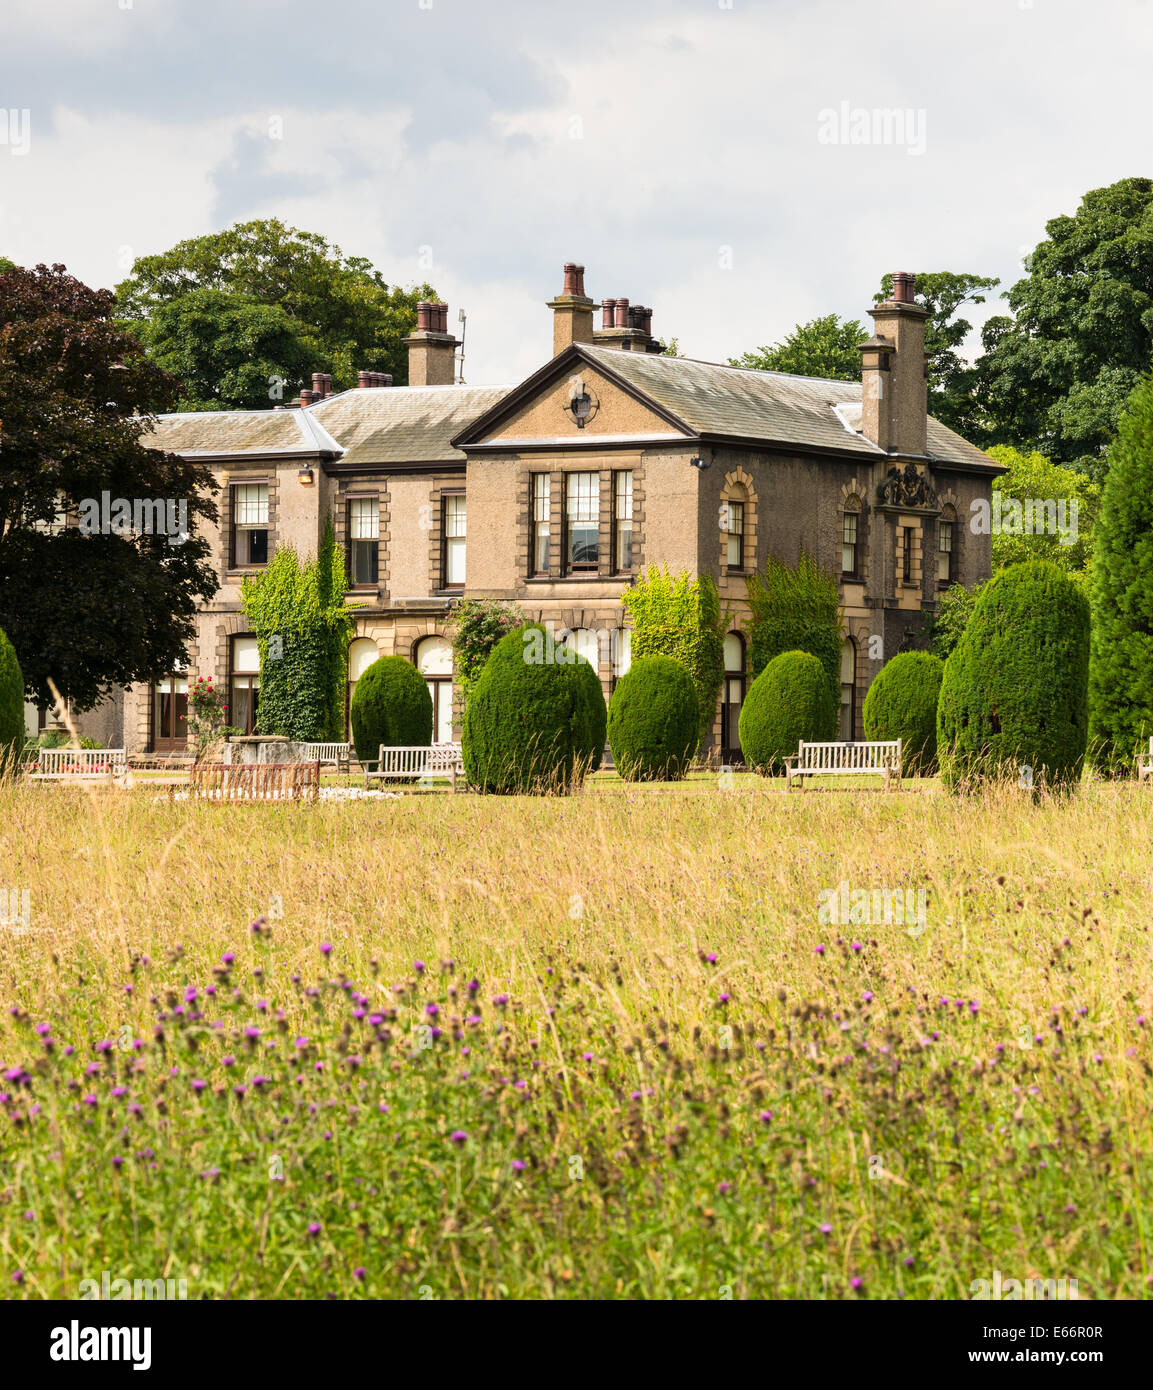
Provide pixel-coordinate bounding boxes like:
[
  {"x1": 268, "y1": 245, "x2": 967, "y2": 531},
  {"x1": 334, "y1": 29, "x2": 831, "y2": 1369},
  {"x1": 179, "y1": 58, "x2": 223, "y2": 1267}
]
[{"x1": 152, "y1": 674, "x2": 188, "y2": 752}]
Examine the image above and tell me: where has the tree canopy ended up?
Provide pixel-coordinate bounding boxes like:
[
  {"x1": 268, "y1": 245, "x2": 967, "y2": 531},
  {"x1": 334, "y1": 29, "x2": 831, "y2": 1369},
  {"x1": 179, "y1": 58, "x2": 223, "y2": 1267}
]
[
  {"x1": 115, "y1": 219, "x2": 436, "y2": 410},
  {"x1": 729, "y1": 314, "x2": 865, "y2": 381},
  {"x1": 0, "y1": 262, "x2": 218, "y2": 710},
  {"x1": 977, "y1": 177, "x2": 1153, "y2": 476}
]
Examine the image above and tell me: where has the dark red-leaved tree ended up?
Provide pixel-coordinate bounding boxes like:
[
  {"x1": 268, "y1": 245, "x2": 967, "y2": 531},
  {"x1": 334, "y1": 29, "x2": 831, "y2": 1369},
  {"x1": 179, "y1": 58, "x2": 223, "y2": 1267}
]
[{"x1": 0, "y1": 262, "x2": 218, "y2": 710}]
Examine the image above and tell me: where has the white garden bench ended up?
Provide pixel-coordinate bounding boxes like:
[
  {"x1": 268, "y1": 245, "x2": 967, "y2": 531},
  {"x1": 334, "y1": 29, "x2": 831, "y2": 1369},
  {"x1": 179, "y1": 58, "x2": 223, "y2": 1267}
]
[
  {"x1": 25, "y1": 748, "x2": 128, "y2": 785},
  {"x1": 784, "y1": 739, "x2": 902, "y2": 792},
  {"x1": 1138, "y1": 736, "x2": 1153, "y2": 783},
  {"x1": 299, "y1": 742, "x2": 352, "y2": 773},
  {"x1": 363, "y1": 743, "x2": 464, "y2": 792}
]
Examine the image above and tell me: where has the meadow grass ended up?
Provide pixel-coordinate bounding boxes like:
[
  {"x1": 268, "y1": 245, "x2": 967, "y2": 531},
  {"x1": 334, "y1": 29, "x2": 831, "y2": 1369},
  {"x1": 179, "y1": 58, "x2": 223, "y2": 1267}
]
[{"x1": 0, "y1": 772, "x2": 1150, "y2": 1299}]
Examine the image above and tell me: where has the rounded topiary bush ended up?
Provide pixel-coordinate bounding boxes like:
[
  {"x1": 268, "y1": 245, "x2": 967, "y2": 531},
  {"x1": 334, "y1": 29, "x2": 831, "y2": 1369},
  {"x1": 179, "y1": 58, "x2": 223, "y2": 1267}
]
[
  {"x1": 607, "y1": 655, "x2": 699, "y2": 781},
  {"x1": 937, "y1": 560, "x2": 1089, "y2": 791},
  {"x1": 739, "y1": 648, "x2": 837, "y2": 774},
  {"x1": 0, "y1": 628, "x2": 24, "y2": 777},
  {"x1": 349, "y1": 656, "x2": 432, "y2": 763},
  {"x1": 463, "y1": 623, "x2": 606, "y2": 794},
  {"x1": 862, "y1": 650, "x2": 944, "y2": 774}
]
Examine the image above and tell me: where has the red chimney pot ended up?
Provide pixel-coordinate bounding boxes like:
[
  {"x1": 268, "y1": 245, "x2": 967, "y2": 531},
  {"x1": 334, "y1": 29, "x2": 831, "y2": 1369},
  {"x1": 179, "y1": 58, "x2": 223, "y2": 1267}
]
[
  {"x1": 614, "y1": 297, "x2": 630, "y2": 329},
  {"x1": 892, "y1": 271, "x2": 915, "y2": 304},
  {"x1": 416, "y1": 301, "x2": 432, "y2": 333},
  {"x1": 563, "y1": 263, "x2": 586, "y2": 296}
]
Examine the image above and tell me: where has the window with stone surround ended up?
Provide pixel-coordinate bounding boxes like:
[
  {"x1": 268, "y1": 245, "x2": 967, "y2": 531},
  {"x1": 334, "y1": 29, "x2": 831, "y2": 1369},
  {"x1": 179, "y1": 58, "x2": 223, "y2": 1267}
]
[
  {"x1": 347, "y1": 497, "x2": 380, "y2": 587},
  {"x1": 564, "y1": 472, "x2": 599, "y2": 573},
  {"x1": 842, "y1": 504, "x2": 861, "y2": 578},
  {"x1": 531, "y1": 473, "x2": 551, "y2": 576},
  {"x1": 230, "y1": 635, "x2": 261, "y2": 735},
  {"x1": 441, "y1": 493, "x2": 466, "y2": 589},
  {"x1": 938, "y1": 508, "x2": 956, "y2": 586},
  {"x1": 612, "y1": 470, "x2": 634, "y2": 574},
  {"x1": 230, "y1": 483, "x2": 269, "y2": 568}
]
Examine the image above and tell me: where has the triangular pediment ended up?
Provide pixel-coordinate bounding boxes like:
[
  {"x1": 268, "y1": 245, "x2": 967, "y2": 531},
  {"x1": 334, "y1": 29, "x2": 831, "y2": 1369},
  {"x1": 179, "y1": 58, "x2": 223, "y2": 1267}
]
[{"x1": 451, "y1": 345, "x2": 697, "y2": 450}]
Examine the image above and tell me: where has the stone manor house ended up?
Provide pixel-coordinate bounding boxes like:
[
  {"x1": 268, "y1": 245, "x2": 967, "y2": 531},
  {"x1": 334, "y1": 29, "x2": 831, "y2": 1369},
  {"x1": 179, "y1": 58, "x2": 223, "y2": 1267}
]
[{"x1": 41, "y1": 265, "x2": 1001, "y2": 761}]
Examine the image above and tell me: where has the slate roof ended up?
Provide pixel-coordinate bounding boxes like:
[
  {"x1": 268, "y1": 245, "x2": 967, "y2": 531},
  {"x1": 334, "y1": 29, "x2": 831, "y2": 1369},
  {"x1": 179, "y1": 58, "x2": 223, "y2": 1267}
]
[
  {"x1": 576, "y1": 345, "x2": 999, "y2": 471},
  {"x1": 310, "y1": 385, "x2": 511, "y2": 465},
  {"x1": 143, "y1": 406, "x2": 342, "y2": 457}
]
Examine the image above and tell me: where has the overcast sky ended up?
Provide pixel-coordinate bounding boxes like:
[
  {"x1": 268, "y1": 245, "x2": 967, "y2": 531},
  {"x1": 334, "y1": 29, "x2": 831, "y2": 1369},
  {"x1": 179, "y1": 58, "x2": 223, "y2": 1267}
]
[{"x1": 3, "y1": 0, "x2": 1152, "y2": 386}]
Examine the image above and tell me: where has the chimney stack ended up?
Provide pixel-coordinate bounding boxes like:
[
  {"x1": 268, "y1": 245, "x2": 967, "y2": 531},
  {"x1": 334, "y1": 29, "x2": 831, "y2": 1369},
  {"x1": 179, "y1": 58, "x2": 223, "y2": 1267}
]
[
  {"x1": 403, "y1": 300, "x2": 459, "y2": 386},
  {"x1": 858, "y1": 271, "x2": 929, "y2": 457},
  {"x1": 300, "y1": 387, "x2": 316, "y2": 408},
  {"x1": 593, "y1": 293, "x2": 651, "y2": 352},
  {"x1": 547, "y1": 263, "x2": 595, "y2": 355}
]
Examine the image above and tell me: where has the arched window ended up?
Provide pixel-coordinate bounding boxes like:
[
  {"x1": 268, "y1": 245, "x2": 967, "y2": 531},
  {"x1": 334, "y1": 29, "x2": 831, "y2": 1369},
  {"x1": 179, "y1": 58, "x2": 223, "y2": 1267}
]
[
  {"x1": 721, "y1": 631, "x2": 746, "y2": 760},
  {"x1": 839, "y1": 636, "x2": 857, "y2": 741},
  {"x1": 347, "y1": 638, "x2": 380, "y2": 734},
  {"x1": 610, "y1": 628, "x2": 632, "y2": 690},
  {"x1": 151, "y1": 660, "x2": 188, "y2": 752},
  {"x1": 416, "y1": 635, "x2": 454, "y2": 744},
  {"x1": 842, "y1": 497, "x2": 862, "y2": 578},
  {"x1": 721, "y1": 490, "x2": 747, "y2": 572},
  {"x1": 938, "y1": 503, "x2": 957, "y2": 586},
  {"x1": 230, "y1": 636, "x2": 260, "y2": 735}
]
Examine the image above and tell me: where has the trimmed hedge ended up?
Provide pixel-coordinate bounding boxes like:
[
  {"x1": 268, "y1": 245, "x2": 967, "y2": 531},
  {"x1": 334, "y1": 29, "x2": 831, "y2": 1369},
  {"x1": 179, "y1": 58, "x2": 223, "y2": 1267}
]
[
  {"x1": 0, "y1": 627, "x2": 23, "y2": 776},
  {"x1": 349, "y1": 656, "x2": 432, "y2": 763},
  {"x1": 607, "y1": 655, "x2": 699, "y2": 781},
  {"x1": 862, "y1": 651, "x2": 944, "y2": 774},
  {"x1": 463, "y1": 623, "x2": 606, "y2": 794},
  {"x1": 937, "y1": 560, "x2": 1089, "y2": 791},
  {"x1": 1089, "y1": 373, "x2": 1153, "y2": 773},
  {"x1": 739, "y1": 649, "x2": 837, "y2": 774}
]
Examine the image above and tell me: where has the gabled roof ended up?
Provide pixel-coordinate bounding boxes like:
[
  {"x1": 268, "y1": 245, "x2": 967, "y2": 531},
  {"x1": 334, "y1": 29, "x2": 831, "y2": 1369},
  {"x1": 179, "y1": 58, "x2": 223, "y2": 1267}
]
[
  {"x1": 454, "y1": 343, "x2": 1000, "y2": 472},
  {"x1": 310, "y1": 384, "x2": 511, "y2": 466}
]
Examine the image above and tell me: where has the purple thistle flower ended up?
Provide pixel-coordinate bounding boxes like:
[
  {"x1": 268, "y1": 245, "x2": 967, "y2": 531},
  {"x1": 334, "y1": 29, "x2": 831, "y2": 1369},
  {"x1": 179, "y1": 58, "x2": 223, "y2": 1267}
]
[
  {"x1": 492, "y1": 994, "x2": 509, "y2": 1007},
  {"x1": 851, "y1": 942, "x2": 862, "y2": 952},
  {"x1": 705, "y1": 953, "x2": 718, "y2": 964},
  {"x1": 111, "y1": 1155, "x2": 124, "y2": 1168},
  {"x1": 760, "y1": 1110, "x2": 773, "y2": 1124},
  {"x1": 320, "y1": 943, "x2": 333, "y2": 956},
  {"x1": 815, "y1": 944, "x2": 826, "y2": 955},
  {"x1": 449, "y1": 1129, "x2": 468, "y2": 1144},
  {"x1": 512, "y1": 1159, "x2": 526, "y2": 1171},
  {"x1": 294, "y1": 1037, "x2": 308, "y2": 1049},
  {"x1": 414, "y1": 960, "x2": 425, "y2": 973},
  {"x1": 308, "y1": 1222, "x2": 321, "y2": 1236},
  {"x1": 222, "y1": 1056, "x2": 235, "y2": 1068},
  {"x1": 353, "y1": 1267, "x2": 366, "y2": 1281},
  {"x1": 222, "y1": 952, "x2": 235, "y2": 965},
  {"x1": 110, "y1": 1086, "x2": 127, "y2": 1098},
  {"x1": 820, "y1": 1223, "x2": 833, "y2": 1235},
  {"x1": 425, "y1": 1003, "x2": 439, "y2": 1017},
  {"x1": 191, "y1": 1079, "x2": 207, "y2": 1092},
  {"x1": 34, "y1": 1022, "x2": 50, "y2": 1036},
  {"x1": 850, "y1": 1276, "x2": 863, "y2": 1290}
]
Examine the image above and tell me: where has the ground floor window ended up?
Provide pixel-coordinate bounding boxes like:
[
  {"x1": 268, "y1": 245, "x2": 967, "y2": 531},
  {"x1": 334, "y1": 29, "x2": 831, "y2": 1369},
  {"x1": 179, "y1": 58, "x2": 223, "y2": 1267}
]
[
  {"x1": 152, "y1": 671, "x2": 188, "y2": 751},
  {"x1": 839, "y1": 636, "x2": 856, "y2": 740},
  {"x1": 231, "y1": 636, "x2": 260, "y2": 735},
  {"x1": 416, "y1": 635, "x2": 454, "y2": 744},
  {"x1": 347, "y1": 637, "x2": 380, "y2": 736},
  {"x1": 721, "y1": 631, "x2": 746, "y2": 761}
]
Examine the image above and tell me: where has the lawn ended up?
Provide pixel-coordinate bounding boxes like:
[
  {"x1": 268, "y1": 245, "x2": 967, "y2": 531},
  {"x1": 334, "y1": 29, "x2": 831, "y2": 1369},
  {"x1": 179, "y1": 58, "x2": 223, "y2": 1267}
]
[{"x1": 1, "y1": 773, "x2": 1150, "y2": 1299}]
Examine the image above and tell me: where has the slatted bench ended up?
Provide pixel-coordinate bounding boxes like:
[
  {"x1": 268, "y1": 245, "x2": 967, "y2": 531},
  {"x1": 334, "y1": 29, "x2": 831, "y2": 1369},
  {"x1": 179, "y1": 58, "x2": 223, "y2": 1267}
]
[
  {"x1": 1138, "y1": 736, "x2": 1153, "y2": 783},
  {"x1": 25, "y1": 748, "x2": 128, "y2": 785},
  {"x1": 784, "y1": 739, "x2": 902, "y2": 792},
  {"x1": 299, "y1": 742, "x2": 352, "y2": 774},
  {"x1": 363, "y1": 743, "x2": 464, "y2": 792}
]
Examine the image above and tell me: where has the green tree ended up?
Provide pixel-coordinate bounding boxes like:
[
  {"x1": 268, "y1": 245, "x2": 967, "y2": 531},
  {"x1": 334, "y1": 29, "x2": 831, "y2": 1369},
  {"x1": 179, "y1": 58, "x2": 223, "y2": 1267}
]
[
  {"x1": 621, "y1": 567, "x2": 725, "y2": 749},
  {"x1": 744, "y1": 551, "x2": 842, "y2": 710},
  {"x1": 1088, "y1": 373, "x2": 1153, "y2": 772},
  {"x1": 462, "y1": 624, "x2": 605, "y2": 794},
  {"x1": 240, "y1": 525, "x2": 356, "y2": 741},
  {"x1": 875, "y1": 271, "x2": 1000, "y2": 435},
  {"x1": 115, "y1": 219, "x2": 436, "y2": 410},
  {"x1": 729, "y1": 314, "x2": 865, "y2": 381},
  {"x1": 977, "y1": 178, "x2": 1153, "y2": 475},
  {"x1": 862, "y1": 651, "x2": 944, "y2": 774},
  {"x1": 0, "y1": 262, "x2": 218, "y2": 712},
  {"x1": 447, "y1": 598, "x2": 527, "y2": 709},
  {"x1": 607, "y1": 655, "x2": 699, "y2": 782},
  {"x1": 985, "y1": 445, "x2": 1101, "y2": 577},
  {"x1": 0, "y1": 626, "x2": 24, "y2": 775},
  {"x1": 739, "y1": 650, "x2": 837, "y2": 774},
  {"x1": 924, "y1": 581, "x2": 987, "y2": 663},
  {"x1": 937, "y1": 561, "x2": 1090, "y2": 791}
]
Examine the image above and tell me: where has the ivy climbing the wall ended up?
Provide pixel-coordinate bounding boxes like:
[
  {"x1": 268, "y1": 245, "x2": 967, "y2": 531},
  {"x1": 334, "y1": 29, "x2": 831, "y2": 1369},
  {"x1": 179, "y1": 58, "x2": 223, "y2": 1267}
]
[{"x1": 240, "y1": 524, "x2": 357, "y2": 741}]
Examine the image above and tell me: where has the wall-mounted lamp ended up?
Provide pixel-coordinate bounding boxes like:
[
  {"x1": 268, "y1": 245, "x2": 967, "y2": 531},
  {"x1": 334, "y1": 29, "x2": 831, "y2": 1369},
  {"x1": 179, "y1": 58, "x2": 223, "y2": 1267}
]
[
  {"x1": 298, "y1": 467, "x2": 315, "y2": 486},
  {"x1": 689, "y1": 455, "x2": 710, "y2": 470}
]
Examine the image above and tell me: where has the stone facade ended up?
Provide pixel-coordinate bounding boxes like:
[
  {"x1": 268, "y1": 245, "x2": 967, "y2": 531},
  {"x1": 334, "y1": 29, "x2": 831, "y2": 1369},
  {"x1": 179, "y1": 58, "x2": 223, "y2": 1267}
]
[{"x1": 55, "y1": 271, "x2": 1001, "y2": 759}]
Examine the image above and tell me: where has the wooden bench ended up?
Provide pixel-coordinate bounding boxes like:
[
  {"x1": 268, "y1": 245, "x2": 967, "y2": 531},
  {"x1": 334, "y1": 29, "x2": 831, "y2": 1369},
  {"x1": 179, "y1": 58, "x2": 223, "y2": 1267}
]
[
  {"x1": 25, "y1": 748, "x2": 128, "y2": 785},
  {"x1": 363, "y1": 743, "x2": 464, "y2": 792},
  {"x1": 784, "y1": 739, "x2": 902, "y2": 792},
  {"x1": 299, "y1": 742, "x2": 352, "y2": 773},
  {"x1": 188, "y1": 761, "x2": 320, "y2": 802},
  {"x1": 1138, "y1": 736, "x2": 1153, "y2": 783}
]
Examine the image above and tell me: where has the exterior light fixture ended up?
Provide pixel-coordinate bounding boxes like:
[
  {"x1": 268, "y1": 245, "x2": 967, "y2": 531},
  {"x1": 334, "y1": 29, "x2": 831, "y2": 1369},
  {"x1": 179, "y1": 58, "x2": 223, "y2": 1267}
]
[
  {"x1": 690, "y1": 456, "x2": 710, "y2": 470},
  {"x1": 298, "y1": 467, "x2": 315, "y2": 486}
]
